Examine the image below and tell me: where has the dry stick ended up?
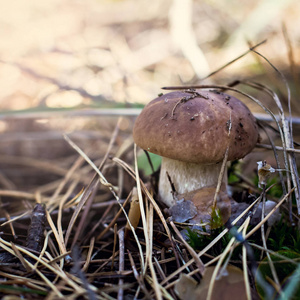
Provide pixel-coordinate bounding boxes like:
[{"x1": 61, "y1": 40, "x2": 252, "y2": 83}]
[
  {"x1": 282, "y1": 22, "x2": 299, "y2": 97},
  {"x1": 256, "y1": 144, "x2": 300, "y2": 154},
  {"x1": 154, "y1": 256, "x2": 167, "y2": 282},
  {"x1": 250, "y1": 243, "x2": 300, "y2": 265},
  {"x1": 199, "y1": 39, "x2": 267, "y2": 81},
  {"x1": 0, "y1": 198, "x2": 121, "y2": 224},
  {"x1": 117, "y1": 228, "x2": 125, "y2": 300},
  {"x1": 0, "y1": 272, "x2": 48, "y2": 293},
  {"x1": 260, "y1": 185, "x2": 280, "y2": 289},
  {"x1": 213, "y1": 145, "x2": 229, "y2": 208},
  {"x1": 0, "y1": 211, "x2": 30, "y2": 226},
  {"x1": 3, "y1": 210, "x2": 17, "y2": 239},
  {"x1": 35, "y1": 159, "x2": 99, "y2": 195}
]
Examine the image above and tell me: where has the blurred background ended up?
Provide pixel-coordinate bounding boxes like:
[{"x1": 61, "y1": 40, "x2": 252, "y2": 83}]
[{"x1": 0, "y1": 0, "x2": 299, "y2": 191}]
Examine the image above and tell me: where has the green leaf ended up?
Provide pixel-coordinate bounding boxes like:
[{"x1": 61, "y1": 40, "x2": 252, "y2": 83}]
[{"x1": 137, "y1": 152, "x2": 161, "y2": 176}]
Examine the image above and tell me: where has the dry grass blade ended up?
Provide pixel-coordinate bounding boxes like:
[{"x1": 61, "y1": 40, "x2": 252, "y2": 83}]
[
  {"x1": 128, "y1": 249, "x2": 151, "y2": 298},
  {"x1": 82, "y1": 237, "x2": 95, "y2": 273},
  {"x1": 10, "y1": 242, "x2": 31, "y2": 272},
  {"x1": 64, "y1": 174, "x2": 98, "y2": 246},
  {"x1": 134, "y1": 144, "x2": 148, "y2": 275},
  {"x1": 68, "y1": 118, "x2": 123, "y2": 246},
  {"x1": 0, "y1": 190, "x2": 37, "y2": 200},
  {"x1": 161, "y1": 195, "x2": 262, "y2": 285},
  {"x1": 213, "y1": 146, "x2": 229, "y2": 208},
  {"x1": 0, "y1": 239, "x2": 64, "y2": 297},
  {"x1": 242, "y1": 218, "x2": 252, "y2": 300},
  {"x1": 200, "y1": 39, "x2": 267, "y2": 81},
  {"x1": 134, "y1": 144, "x2": 162, "y2": 299},
  {"x1": 206, "y1": 221, "x2": 247, "y2": 300},
  {"x1": 47, "y1": 155, "x2": 85, "y2": 209},
  {"x1": 46, "y1": 210, "x2": 67, "y2": 258},
  {"x1": 249, "y1": 50, "x2": 300, "y2": 214},
  {"x1": 256, "y1": 144, "x2": 300, "y2": 154},
  {"x1": 96, "y1": 193, "x2": 131, "y2": 241},
  {"x1": 246, "y1": 188, "x2": 295, "y2": 239},
  {"x1": 260, "y1": 187, "x2": 280, "y2": 289},
  {"x1": 0, "y1": 210, "x2": 30, "y2": 227},
  {"x1": 63, "y1": 134, "x2": 146, "y2": 272},
  {"x1": 147, "y1": 200, "x2": 163, "y2": 300}
]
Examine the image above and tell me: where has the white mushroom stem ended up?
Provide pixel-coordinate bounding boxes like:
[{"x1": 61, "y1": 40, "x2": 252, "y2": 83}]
[{"x1": 158, "y1": 157, "x2": 228, "y2": 207}]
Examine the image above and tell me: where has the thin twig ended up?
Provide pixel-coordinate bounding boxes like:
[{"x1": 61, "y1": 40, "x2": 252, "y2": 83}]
[{"x1": 117, "y1": 228, "x2": 125, "y2": 300}]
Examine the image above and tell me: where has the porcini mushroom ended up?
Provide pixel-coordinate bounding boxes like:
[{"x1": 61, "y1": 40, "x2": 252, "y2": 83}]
[{"x1": 133, "y1": 90, "x2": 259, "y2": 223}]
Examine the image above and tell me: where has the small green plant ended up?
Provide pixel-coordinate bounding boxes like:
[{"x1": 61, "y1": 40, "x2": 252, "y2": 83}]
[
  {"x1": 256, "y1": 250, "x2": 300, "y2": 300},
  {"x1": 185, "y1": 225, "x2": 231, "y2": 257},
  {"x1": 210, "y1": 206, "x2": 224, "y2": 229},
  {"x1": 268, "y1": 218, "x2": 300, "y2": 253}
]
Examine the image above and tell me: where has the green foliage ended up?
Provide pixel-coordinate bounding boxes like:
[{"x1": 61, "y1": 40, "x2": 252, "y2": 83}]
[
  {"x1": 267, "y1": 218, "x2": 300, "y2": 253},
  {"x1": 137, "y1": 151, "x2": 161, "y2": 176},
  {"x1": 256, "y1": 250, "x2": 300, "y2": 300},
  {"x1": 0, "y1": 284, "x2": 47, "y2": 296},
  {"x1": 227, "y1": 160, "x2": 241, "y2": 184},
  {"x1": 252, "y1": 173, "x2": 283, "y2": 197},
  {"x1": 210, "y1": 207, "x2": 224, "y2": 229},
  {"x1": 185, "y1": 225, "x2": 231, "y2": 256}
]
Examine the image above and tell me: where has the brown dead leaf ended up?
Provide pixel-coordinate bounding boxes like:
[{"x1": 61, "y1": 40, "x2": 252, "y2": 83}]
[{"x1": 175, "y1": 265, "x2": 247, "y2": 300}]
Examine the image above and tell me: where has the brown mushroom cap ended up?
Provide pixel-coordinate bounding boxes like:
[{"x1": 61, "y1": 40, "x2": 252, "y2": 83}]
[{"x1": 133, "y1": 90, "x2": 259, "y2": 164}]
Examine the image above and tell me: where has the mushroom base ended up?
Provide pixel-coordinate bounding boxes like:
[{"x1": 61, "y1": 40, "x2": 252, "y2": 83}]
[
  {"x1": 158, "y1": 157, "x2": 227, "y2": 207},
  {"x1": 183, "y1": 186, "x2": 231, "y2": 229}
]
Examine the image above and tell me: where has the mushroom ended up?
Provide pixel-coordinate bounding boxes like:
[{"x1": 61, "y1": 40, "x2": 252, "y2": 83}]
[{"x1": 133, "y1": 90, "x2": 259, "y2": 224}]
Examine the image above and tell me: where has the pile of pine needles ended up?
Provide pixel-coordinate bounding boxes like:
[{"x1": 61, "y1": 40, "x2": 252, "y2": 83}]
[{"x1": 0, "y1": 46, "x2": 300, "y2": 300}]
